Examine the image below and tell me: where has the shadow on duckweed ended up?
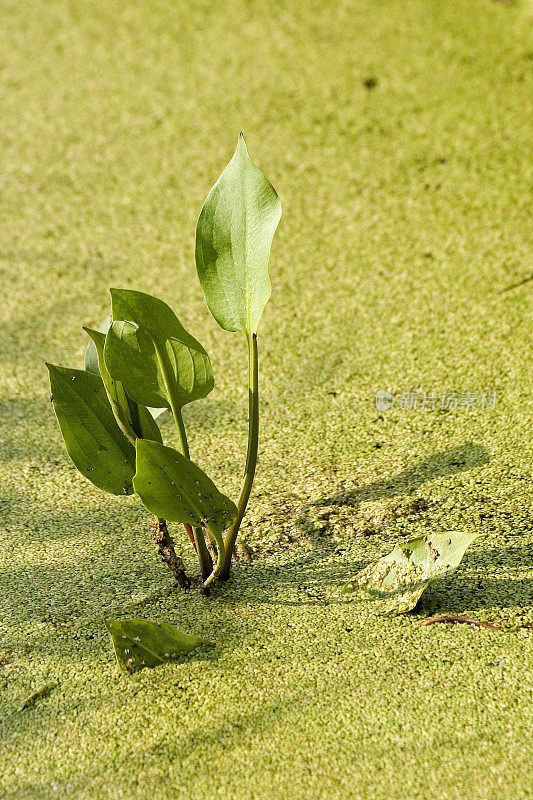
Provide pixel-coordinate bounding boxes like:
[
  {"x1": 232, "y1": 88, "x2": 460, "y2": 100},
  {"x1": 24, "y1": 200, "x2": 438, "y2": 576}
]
[
  {"x1": 222, "y1": 442, "x2": 531, "y2": 613},
  {"x1": 223, "y1": 540, "x2": 533, "y2": 614},
  {"x1": 318, "y1": 442, "x2": 490, "y2": 507}
]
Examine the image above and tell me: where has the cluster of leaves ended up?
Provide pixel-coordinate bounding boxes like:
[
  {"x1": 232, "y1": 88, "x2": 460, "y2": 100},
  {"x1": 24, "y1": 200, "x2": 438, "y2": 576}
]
[{"x1": 47, "y1": 135, "x2": 281, "y2": 591}]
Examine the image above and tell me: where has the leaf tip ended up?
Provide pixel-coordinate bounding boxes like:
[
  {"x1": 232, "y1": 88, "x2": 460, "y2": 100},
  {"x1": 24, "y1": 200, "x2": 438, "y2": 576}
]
[
  {"x1": 236, "y1": 133, "x2": 248, "y2": 157},
  {"x1": 108, "y1": 287, "x2": 125, "y2": 305},
  {"x1": 82, "y1": 326, "x2": 98, "y2": 340},
  {"x1": 45, "y1": 362, "x2": 58, "y2": 376}
]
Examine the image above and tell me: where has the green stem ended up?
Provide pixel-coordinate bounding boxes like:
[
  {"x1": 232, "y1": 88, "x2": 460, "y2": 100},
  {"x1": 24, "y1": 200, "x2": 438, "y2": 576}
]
[
  {"x1": 194, "y1": 526, "x2": 213, "y2": 581},
  {"x1": 171, "y1": 402, "x2": 190, "y2": 459},
  {"x1": 154, "y1": 342, "x2": 190, "y2": 457},
  {"x1": 220, "y1": 333, "x2": 259, "y2": 580},
  {"x1": 202, "y1": 522, "x2": 227, "y2": 589},
  {"x1": 173, "y1": 408, "x2": 212, "y2": 580},
  {"x1": 154, "y1": 342, "x2": 212, "y2": 581}
]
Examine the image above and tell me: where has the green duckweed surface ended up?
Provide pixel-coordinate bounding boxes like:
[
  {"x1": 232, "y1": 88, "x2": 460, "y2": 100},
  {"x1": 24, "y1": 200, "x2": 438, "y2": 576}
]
[{"x1": 1, "y1": 1, "x2": 532, "y2": 797}]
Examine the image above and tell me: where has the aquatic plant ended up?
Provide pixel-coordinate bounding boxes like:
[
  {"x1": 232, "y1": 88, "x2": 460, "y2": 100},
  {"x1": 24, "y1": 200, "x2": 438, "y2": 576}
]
[{"x1": 47, "y1": 135, "x2": 281, "y2": 592}]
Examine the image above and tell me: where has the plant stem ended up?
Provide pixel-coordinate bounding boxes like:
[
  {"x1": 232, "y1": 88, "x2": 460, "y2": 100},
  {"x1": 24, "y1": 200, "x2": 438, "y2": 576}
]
[
  {"x1": 171, "y1": 409, "x2": 212, "y2": 579},
  {"x1": 220, "y1": 333, "x2": 259, "y2": 580},
  {"x1": 183, "y1": 522, "x2": 197, "y2": 551},
  {"x1": 153, "y1": 342, "x2": 216, "y2": 585},
  {"x1": 151, "y1": 518, "x2": 190, "y2": 589},
  {"x1": 153, "y1": 340, "x2": 190, "y2": 458},
  {"x1": 160, "y1": 365, "x2": 213, "y2": 583},
  {"x1": 172, "y1": 404, "x2": 190, "y2": 459},
  {"x1": 202, "y1": 522, "x2": 227, "y2": 589},
  {"x1": 194, "y1": 526, "x2": 213, "y2": 580}
]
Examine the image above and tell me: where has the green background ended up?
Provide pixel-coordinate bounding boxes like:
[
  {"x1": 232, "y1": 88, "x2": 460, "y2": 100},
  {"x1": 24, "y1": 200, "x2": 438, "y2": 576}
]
[{"x1": 1, "y1": 1, "x2": 532, "y2": 797}]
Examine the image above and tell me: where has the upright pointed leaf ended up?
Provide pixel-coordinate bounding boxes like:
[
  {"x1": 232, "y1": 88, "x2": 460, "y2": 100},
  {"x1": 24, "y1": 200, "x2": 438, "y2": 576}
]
[
  {"x1": 85, "y1": 318, "x2": 166, "y2": 419},
  {"x1": 84, "y1": 315, "x2": 112, "y2": 375},
  {"x1": 83, "y1": 327, "x2": 162, "y2": 444},
  {"x1": 195, "y1": 134, "x2": 282, "y2": 334},
  {"x1": 104, "y1": 289, "x2": 214, "y2": 411},
  {"x1": 134, "y1": 439, "x2": 237, "y2": 533},
  {"x1": 47, "y1": 365, "x2": 135, "y2": 495},
  {"x1": 105, "y1": 619, "x2": 213, "y2": 674},
  {"x1": 342, "y1": 531, "x2": 482, "y2": 614}
]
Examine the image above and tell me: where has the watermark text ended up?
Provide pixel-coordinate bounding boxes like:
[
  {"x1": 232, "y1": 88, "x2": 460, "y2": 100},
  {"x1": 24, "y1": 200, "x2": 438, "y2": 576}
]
[{"x1": 375, "y1": 389, "x2": 497, "y2": 412}]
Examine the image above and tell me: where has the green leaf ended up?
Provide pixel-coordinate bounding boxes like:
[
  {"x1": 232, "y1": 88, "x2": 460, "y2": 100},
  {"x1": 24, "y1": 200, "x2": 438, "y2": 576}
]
[
  {"x1": 105, "y1": 618, "x2": 213, "y2": 674},
  {"x1": 342, "y1": 531, "x2": 482, "y2": 614},
  {"x1": 134, "y1": 439, "x2": 237, "y2": 533},
  {"x1": 84, "y1": 314, "x2": 111, "y2": 375},
  {"x1": 83, "y1": 327, "x2": 162, "y2": 444},
  {"x1": 47, "y1": 364, "x2": 136, "y2": 496},
  {"x1": 195, "y1": 134, "x2": 282, "y2": 335},
  {"x1": 104, "y1": 289, "x2": 214, "y2": 411},
  {"x1": 85, "y1": 313, "x2": 166, "y2": 419}
]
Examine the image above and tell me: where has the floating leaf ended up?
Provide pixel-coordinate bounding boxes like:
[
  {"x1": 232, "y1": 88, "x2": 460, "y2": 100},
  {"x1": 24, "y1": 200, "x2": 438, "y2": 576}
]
[
  {"x1": 342, "y1": 532, "x2": 482, "y2": 614},
  {"x1": 104, "y1": 289, "x2": 214, "y2": 410},
  {"x1": 134, "y1": 439, "x2": 237, "y2": 533},
  {"x1": 83, "y1": 327, "x2": 162, "y2": 444},
  {"x1": 195, "y1": 134, "x2": 282, "y2": 335},
  {"x1": 105, "y1": 618, "x2": 213, "y2": 674},
  {"x1": 47, "y1": 365, "x2": 135, "y2": 495}
]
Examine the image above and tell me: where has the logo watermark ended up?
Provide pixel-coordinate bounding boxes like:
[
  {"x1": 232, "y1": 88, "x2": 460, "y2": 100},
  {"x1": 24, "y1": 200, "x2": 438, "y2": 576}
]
[{"x1": 374, "y1": 389, "x2": 497, "y2": 412}]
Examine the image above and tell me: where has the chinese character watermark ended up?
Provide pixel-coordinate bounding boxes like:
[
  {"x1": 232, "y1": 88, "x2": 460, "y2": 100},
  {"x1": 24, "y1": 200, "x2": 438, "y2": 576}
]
[{"x1": 374, "y1": 389, "x2": 497, "y2": 412}]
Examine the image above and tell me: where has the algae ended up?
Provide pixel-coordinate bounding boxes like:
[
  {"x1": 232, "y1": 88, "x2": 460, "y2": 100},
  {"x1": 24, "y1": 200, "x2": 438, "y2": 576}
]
[{"x1": 1, "y1": 0, "x2": 532, "y2": 797}]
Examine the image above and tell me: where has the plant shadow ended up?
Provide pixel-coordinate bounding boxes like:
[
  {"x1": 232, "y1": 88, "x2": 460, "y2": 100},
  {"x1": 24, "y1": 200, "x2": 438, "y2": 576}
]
[
  {"x1": 417, "y1": 541, "x2": 533, "y2": 615},
  {"x1": 319, "y1": 442, "x2": 490, "y2": 507},
  {"x1": 220, "y1": 441, "x2": 533, "y2": 615}
]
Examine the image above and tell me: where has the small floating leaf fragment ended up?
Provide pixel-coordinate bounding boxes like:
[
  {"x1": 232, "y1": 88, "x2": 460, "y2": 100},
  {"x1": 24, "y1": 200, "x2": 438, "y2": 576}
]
[
  {"x1": 105, "y1": 619, "x2": 214, "y2": 674},
  {"x1": 342, "y1": 531, "x2": 482, "y2": 615}
]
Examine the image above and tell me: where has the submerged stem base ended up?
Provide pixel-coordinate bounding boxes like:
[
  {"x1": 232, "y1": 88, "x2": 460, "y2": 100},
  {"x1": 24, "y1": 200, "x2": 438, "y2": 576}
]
[{"x1": 151, "y1": 518, "x2": 190, "y2": 589}]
